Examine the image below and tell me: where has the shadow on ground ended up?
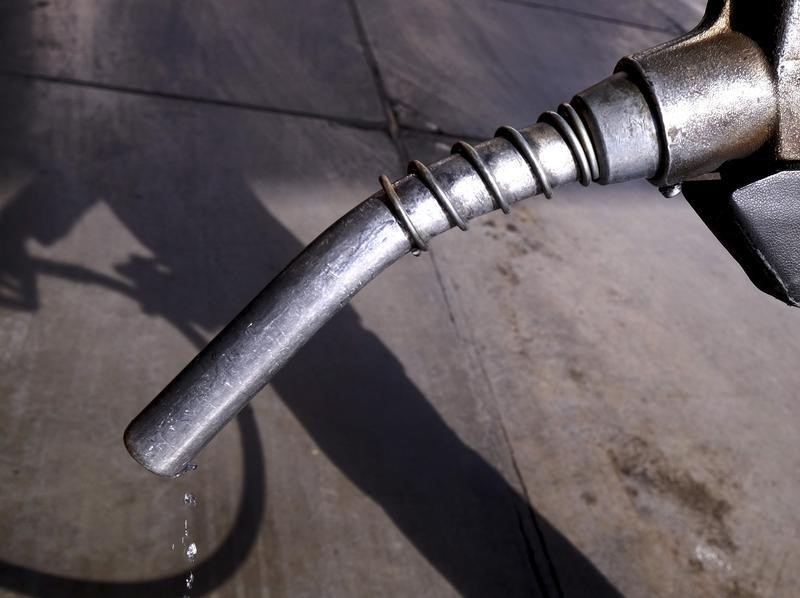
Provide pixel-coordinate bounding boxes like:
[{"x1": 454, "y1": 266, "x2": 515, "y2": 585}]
[{"x1": 0, "y1": 6, "x2": 622, "y2": 595}]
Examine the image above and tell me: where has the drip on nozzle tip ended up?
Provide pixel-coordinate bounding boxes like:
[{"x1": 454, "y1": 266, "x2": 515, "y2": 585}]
[{"x1": 123, "y1": 419, "x2": 189, "y2": 478}]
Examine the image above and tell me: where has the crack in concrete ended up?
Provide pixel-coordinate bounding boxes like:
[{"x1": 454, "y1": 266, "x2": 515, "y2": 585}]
[
  {"x1": 345, "y1": 0, "x2": 564, "y2": 594},
  {"x1": 0, "y1": 67, "x2": 476, "y2": 143}
]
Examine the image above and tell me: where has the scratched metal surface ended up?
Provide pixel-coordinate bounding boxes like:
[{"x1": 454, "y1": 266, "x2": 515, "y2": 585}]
[{"x1": 2, "y1": 0, "x2": 797, "y2": 597}]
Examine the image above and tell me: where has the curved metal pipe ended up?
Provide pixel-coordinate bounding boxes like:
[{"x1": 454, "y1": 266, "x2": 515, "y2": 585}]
[
  {"x1": 124, "y1": 115, "x2": 604, "y2": 476},
  {"x1": 125, "y1": 195, "x2": 409, "y2": 476}
]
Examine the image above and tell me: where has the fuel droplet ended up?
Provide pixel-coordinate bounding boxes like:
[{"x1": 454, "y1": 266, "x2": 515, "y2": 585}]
[
  {"x1": 174, "y1": 462, "x2": 197, "y2": 477},
  {"x1": 185, "y1": 542, "x2": 198, "y2": 561}
]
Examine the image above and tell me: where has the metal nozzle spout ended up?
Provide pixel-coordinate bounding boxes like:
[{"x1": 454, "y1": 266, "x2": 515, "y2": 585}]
[{"x1": 124, "y1": 86, "x2": 661, "y2": 476}]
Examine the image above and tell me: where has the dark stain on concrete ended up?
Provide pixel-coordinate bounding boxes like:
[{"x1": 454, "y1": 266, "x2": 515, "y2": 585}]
[
  {"x1": 568, "y1": 367, "x2": 586, "y2": 386},
  {"x1": 496, "y1": 263, "x2": 520, "y2": 286},
  {"x1": 725, "y1": 581, "x2": 762, "y2": 598},
  {"x1": 609, "y1": 435, "x2": 737, "y2": 553},
  {"x1": 688, "y1": 555, "x2": 704, "y2": 573},
  {"x1": 689, "y1": 558, "x2": 764, "y2": 597},
  {"x1": 508, "y1": 242, "x2": 531, "y2": 258},
  {"x1": 479, "y1": 212, "x2": 554, "y2": 261}
]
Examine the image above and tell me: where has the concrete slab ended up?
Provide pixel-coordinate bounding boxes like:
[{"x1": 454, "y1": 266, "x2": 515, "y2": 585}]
[
  {"x1": 403, "y1": 131, "x2": 800, "y2": 598},
  {"x1": 649, "y1": 0, "x2": 707, "y2": 33},
  {"x1": 0, "y1": 0, "x2": 384, "y2": 123},
  {"x1": 507, "y1": 0, "x2": 705, "y2": 34},
  {"x1": 492, "y1": 0, "x2": 674, "y2": 33},
  {"x1": 357, "y1": 0, "x2": 672, "y2": 138}
]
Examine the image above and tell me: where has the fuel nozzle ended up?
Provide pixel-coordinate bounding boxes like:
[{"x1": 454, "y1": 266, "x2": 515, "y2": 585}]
[{"x1": 125, "y1": 0, "x2": 793, "y2": 476}]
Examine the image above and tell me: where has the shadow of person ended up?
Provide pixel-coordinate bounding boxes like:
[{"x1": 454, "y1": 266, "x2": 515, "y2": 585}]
[{"x1": 0, "y1": 72, "x2": 622, "y2": 596}]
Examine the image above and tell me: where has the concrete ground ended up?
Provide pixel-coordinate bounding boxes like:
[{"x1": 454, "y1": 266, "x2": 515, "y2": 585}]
[{"x1": 0, "y1": 1, "x2": 797, "y2": 597}]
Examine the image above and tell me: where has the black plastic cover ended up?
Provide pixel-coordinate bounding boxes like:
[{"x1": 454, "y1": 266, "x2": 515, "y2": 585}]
[{"x1": 683, "y1": 170, "x2": 800, "y2": 307}]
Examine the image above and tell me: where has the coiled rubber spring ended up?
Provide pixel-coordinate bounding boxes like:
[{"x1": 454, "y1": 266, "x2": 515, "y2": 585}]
[{"x1": 380, "y1": 102, "x2": 598, "y2": 254}]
